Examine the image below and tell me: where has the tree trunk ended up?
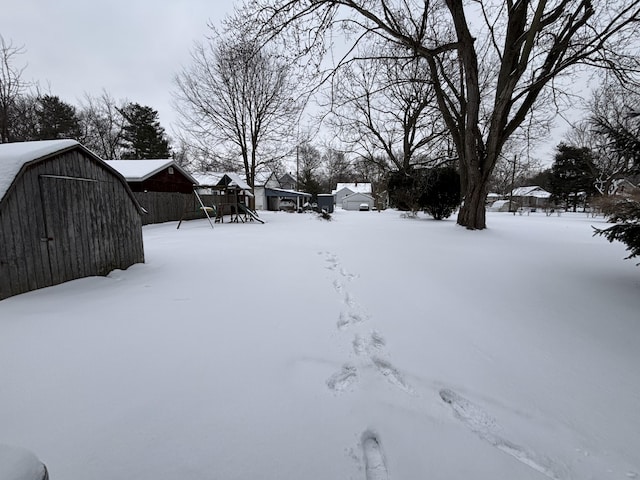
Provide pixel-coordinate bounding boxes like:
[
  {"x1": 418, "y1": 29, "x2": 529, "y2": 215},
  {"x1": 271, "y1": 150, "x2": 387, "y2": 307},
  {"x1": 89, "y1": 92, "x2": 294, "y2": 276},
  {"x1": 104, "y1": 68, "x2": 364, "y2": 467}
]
[{"x1": 457, "y1": 172, "x2": 488, "y2": 230}]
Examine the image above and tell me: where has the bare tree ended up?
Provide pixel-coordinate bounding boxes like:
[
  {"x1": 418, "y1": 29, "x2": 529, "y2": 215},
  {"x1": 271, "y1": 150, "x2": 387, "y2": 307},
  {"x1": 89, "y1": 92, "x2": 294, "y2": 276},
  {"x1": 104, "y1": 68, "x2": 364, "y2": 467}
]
[
  {"x1": 328, "y1": 42, "x2": 448, "y2": 174},
  {"x1": 78, "y1": 90, "x2": 128, "y2": 159},
  {"x1": 0, "y1": 35, "x2": 28, "y2": 143},
  {"x1": 173, "y1": 24, "x2": 303, "y2": 188},
  {"x1": 243, "y1": 0, "x2": 640, "y2": 229},
  {"x1": 489, "y1": 153, "x2": 541, "y2": 195},
  {"x1": 587, "y1": 82, "x2": 640, "y2": 195},
  {"x1": 321, "y1": 147, "x2": 355, "y2": 189}
]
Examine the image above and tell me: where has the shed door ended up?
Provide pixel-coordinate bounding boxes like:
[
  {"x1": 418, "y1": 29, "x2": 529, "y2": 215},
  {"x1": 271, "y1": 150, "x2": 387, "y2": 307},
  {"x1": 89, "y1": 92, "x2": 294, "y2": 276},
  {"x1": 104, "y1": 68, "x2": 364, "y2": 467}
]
[{"x1": 39, "y1": 175, "x2": 102, "y2": 285}]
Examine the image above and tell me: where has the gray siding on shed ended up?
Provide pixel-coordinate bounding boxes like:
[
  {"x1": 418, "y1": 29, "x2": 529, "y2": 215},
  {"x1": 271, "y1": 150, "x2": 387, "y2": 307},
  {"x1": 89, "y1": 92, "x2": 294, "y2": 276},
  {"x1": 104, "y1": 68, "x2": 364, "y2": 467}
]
[{"x1": 0, "y1": 148, "x2": 144, "y2": 300}]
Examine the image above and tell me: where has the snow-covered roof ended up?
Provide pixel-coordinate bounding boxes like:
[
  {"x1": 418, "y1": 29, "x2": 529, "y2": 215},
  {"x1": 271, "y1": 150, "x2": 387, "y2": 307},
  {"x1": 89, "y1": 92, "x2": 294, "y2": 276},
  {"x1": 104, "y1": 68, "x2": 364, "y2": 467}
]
[
  {"x1": 192, "y1": 172, "x2": 224, "y2": 186},
  {"x1": 224, "y1": 172, "x2": 251, "y2": 190},
  {"x1": 105, "y1": 159, "x2": 196, "y2": 184},
  {"x1": 342, "y1": 191, "x2": 374, "y2": 201},
  {"x1": 192, "y1": 172, "x2": 252, "y2": 190},
  {"x1": 254, "y1": 170, "x2": 274, "y2": 186},
  {"x1": 266, "y1": 187, "x2": 312, "y2": 198},
  {"x1": 0, "y1": 139, "x2": 79, "y2": 202},
  {"x1": 0, "y1": 444, "x2": 47, "y2": 480},
  {"x1": 488, "y1": 199, "x2": 511, "y2": 211},
  {"x1": 333, "y1": 182, "x2": 372, "y2": 195},
  {"x1": 511, "y1": 186, "x2": 551, "y2": 198}
]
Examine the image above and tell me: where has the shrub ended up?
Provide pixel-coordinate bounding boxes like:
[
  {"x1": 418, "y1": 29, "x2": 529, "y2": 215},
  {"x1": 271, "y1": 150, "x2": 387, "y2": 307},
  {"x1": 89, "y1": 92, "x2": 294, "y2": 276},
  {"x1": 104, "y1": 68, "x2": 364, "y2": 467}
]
[
  {"x1": 387, "y1": 170, "x2": 427, "y2": 212},
  {"x1": 420, "y1": 166, "x2": 461, "y2": 220}
]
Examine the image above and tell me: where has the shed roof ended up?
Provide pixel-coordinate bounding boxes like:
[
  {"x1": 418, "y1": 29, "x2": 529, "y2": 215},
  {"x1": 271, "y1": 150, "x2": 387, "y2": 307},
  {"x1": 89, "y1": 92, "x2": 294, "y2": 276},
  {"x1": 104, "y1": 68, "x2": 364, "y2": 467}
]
[
  {"x1": 193, "y1": 172, "x2": 252, "y2": 190},
  {"x1": 192, "y1": 172, "x2": 224, "y2": 186},
  {"x1": 0, "y1": 140, "x2": 143, "y2": 213},
  {"x1": 223, "y1": 172, "x2": 251, "y2": 190},
  {"x1": 0, "y1": 139, "x2": 79, "y2": 201},
  {"x1": 105, "y1": 159, "x2": 197, "y2": 184}
]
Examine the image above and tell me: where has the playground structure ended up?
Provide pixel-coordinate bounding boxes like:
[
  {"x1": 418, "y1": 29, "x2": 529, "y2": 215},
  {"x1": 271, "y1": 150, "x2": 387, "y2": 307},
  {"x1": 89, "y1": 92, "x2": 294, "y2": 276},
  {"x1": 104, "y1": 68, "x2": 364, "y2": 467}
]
[{"x1": 177, "y1": 173, "x2": 264, "y2": 229}]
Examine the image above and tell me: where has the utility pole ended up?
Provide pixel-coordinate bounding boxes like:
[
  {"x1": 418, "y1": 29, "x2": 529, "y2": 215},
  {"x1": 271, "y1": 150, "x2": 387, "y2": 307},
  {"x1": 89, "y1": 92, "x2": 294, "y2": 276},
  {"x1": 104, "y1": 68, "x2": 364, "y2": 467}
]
[{"x1": 509, "y1": 155, "x2": 517, "y2": 215}]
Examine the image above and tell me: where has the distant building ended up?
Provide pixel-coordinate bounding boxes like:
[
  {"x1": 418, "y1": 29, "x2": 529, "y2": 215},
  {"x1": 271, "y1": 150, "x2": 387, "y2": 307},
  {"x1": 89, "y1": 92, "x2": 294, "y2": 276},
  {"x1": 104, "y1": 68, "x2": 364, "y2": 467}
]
[
  {"x1": 105, "y1": 159, "x2": 197, "y2": 194},
  {"x1": 342, "y1": 192, "x2": 375, "y2": 211},
  {"x1": 509, "y1": 186, "x2": 551, "y2": 209},
  {"x1": 333, "y1": 182, "x2": 373, "y2": 206},
  {"x1": 279, "y1": 173, "x2": 297, "y2": 190},
  {"x1": 253, "y1": 171, "x2": 280, "y2": 211}
]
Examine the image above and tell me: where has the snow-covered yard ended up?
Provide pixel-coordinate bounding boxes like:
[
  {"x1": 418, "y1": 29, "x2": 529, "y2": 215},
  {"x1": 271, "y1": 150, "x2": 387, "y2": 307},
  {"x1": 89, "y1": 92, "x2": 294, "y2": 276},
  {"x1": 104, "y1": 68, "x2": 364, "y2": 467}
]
[{"x1": 1, "y1": 210, "x2": 639, "y2": 480}]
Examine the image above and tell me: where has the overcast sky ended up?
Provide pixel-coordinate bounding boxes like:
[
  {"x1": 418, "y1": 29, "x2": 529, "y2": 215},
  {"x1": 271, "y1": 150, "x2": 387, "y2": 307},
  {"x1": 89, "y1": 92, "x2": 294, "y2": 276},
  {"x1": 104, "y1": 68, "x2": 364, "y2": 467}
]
[
  {"x1": 2, "y1": 0, "x2": 584, "y2": 165},
  {"x1": 1, "y1": 0, "x2": 234, "y2": 137}
]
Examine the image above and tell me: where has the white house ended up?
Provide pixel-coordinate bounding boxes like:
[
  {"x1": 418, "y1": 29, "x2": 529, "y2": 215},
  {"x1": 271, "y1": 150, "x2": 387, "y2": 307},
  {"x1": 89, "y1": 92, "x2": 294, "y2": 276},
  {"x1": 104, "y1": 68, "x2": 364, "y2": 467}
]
[
  {"x1": 333, "y1": 182, "x2": 372, "y2": 206},
  {"x1": 342, "y1": 192, "x2": 375, "y2": 211},
  {"x1": 253, "y1": 171, "x2": 280, "y2": 210}
]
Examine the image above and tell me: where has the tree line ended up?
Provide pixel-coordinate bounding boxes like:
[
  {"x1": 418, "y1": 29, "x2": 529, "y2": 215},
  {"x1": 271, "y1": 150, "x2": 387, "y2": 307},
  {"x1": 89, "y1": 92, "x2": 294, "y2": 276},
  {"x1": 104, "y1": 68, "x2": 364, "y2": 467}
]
[
  {"x1": 3, "y1": 1, "x2": 640, "y2": 235},
  {"x1": 0, "y1": 36, "x2": 171, "y2": 160}
]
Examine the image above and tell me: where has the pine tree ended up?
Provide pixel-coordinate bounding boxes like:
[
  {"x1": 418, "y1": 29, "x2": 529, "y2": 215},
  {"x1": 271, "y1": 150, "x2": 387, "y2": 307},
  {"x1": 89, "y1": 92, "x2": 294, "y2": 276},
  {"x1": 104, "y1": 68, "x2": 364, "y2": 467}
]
[
  {"x1": 35, "y1": 95, "x2": 82, "y2": 140},
  {"x1": 119, "y1": 103, "x2": 171, "y2": 159},
  {"x1": 550, "y1": 144, "x2": 599, "y2": 212},
  {"x1": 594, "y1": 193, "x2": 640, "y2": 264}
]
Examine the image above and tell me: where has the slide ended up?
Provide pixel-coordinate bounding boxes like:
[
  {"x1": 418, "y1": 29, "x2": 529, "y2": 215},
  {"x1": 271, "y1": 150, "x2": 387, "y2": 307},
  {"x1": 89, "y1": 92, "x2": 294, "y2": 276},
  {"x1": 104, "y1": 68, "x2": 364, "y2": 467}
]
[{"x1": 238, "y1": 204, "x2": 265, "y2": 224}]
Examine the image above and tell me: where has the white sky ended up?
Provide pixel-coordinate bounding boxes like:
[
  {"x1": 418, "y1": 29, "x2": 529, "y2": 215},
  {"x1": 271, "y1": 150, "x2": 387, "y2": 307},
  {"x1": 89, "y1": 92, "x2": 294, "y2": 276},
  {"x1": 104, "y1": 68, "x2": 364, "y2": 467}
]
[{"x1": 1, "y1": 0, "x2": 235, "y2": 136}]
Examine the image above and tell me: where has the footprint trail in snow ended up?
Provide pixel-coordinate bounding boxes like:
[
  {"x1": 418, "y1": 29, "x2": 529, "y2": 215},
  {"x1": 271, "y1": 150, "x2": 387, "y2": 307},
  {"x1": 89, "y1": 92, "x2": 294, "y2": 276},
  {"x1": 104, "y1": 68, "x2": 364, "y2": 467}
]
[
  {"x1": 440, "y1": 388, "x2": 561, "y2": 479},
  {"x1": 321, "y1": 251, "x2": 415, "y2": 478},
  {"x1": 361, "y1": 431, "x2": 389, "y2": 480},
  {"x1": 327, "y1": 364, "x2": 358, "y2": 392}
]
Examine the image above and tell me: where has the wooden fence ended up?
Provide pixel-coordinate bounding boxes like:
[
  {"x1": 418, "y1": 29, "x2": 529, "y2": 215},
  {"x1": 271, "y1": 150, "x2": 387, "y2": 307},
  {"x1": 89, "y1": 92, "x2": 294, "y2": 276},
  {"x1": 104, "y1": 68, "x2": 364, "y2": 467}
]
[{"x1": 133, "y1": 192, "x2": 215, "y2": 225}]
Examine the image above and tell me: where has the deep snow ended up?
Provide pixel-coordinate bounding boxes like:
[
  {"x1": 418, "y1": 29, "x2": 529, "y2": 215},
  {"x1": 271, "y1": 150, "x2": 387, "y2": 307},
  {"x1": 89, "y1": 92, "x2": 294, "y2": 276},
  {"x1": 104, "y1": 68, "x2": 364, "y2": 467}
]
[{"x1": 0, "y1": 209, "x2": 639, "y2": 480}]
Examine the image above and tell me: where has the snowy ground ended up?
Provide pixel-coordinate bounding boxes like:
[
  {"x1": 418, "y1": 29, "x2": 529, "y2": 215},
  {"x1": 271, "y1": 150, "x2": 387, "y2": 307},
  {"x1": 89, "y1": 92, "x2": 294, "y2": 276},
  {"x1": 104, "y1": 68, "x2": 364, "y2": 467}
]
[{"x1": 1, "y1": 209, "x2": 639, "y2": 480}]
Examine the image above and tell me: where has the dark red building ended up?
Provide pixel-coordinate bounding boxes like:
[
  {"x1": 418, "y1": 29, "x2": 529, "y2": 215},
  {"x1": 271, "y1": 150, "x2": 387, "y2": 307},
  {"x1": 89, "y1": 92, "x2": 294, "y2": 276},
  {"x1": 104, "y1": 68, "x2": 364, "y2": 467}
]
[{"x1": 105, "y1": 159, "x2": 196, "y2": 193}]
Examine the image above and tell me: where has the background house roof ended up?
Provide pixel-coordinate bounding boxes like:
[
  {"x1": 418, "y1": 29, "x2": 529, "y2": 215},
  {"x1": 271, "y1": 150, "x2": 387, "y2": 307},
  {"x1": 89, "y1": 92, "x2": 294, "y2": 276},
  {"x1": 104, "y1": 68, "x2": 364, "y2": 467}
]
[
  {"x1": 342, "y1": 192, "x2": 374, "y2": 201},
  {"x1": 265, "y1": 187, "x2": 312, "y2": 198},
  {"x1": 254, "y1": 171, "x2": 275, "y2": 186},
  {"x1": 0, "y1": 139, "x2": 79, "y2": 201},
  {"x1": 333, "y1": 182, "x2": 372, "y2": 195},
  {"x1": 105, "y1": 159, "x2": 197, "y2": 184},
  {"x1": 511, "y1": 186, "x2": 551, "y2": 198}
]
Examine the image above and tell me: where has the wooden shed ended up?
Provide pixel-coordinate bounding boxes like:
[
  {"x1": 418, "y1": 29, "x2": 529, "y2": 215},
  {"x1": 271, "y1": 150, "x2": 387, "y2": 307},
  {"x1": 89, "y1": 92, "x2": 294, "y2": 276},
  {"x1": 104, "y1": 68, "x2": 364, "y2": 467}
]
[{"x1": 0, "y1": 140, "x2": 145, "y2": 301}]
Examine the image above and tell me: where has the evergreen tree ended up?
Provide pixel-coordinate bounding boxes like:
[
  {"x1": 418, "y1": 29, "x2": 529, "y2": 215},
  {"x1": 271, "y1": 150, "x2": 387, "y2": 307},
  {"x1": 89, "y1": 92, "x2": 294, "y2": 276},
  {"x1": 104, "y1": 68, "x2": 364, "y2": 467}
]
[
  {"x1": 594, "y1": 194, "x2": 640, "y2": 264},
  {"x1": 524, "y1": 169, "x2": 554, "y2": 193},
  {"x1": 296, "y1": 143, "x2": 323, "y2": 199},
  {"x1": 35, "y1": 95, "x2": 82, "y2": 140},
  {"x1": 119, "y1": 103, "x2": 171, "y2": 159},
  {"x1": 550, "y1": 144, "x2": 598, "y2": 212}
]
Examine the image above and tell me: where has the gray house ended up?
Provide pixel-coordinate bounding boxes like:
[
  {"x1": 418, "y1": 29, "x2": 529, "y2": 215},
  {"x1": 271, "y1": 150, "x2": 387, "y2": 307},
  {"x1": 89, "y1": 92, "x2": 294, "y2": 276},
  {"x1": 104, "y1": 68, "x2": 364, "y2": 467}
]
[{"x1": 0, "y1": 140, "x2": 144, "y2": 300}]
